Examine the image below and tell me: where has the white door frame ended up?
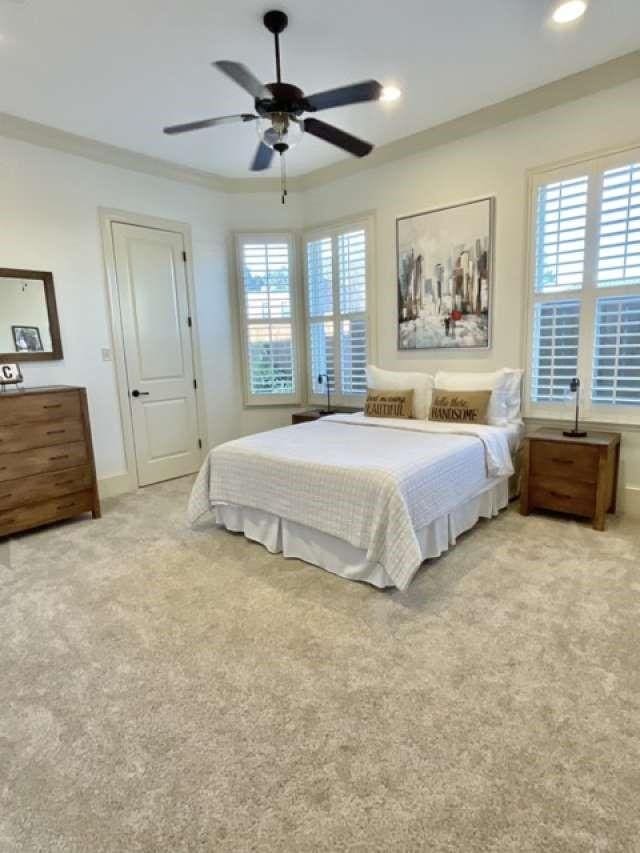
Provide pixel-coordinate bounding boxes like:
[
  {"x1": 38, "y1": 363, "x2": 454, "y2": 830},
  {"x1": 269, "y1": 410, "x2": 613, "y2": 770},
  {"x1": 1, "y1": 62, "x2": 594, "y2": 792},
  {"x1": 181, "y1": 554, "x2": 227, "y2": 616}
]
[{"x1": 99, "y1": 207, "x2": 208, "y2": 492}]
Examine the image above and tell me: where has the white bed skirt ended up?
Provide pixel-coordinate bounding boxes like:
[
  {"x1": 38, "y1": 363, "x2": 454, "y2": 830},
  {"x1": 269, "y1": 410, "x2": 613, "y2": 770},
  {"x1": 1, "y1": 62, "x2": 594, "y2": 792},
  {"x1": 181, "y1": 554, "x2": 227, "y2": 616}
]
[{"x1": 214, "y1": 477, "x2": 509, "y2": 589}]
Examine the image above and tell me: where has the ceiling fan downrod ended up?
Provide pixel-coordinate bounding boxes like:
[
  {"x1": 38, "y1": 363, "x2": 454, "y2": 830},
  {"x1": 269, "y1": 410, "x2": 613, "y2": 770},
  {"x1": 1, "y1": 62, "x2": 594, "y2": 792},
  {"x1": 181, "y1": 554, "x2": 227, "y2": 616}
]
[{"x1": 263, "y1": 10, "x2": 288, "y2": 84}]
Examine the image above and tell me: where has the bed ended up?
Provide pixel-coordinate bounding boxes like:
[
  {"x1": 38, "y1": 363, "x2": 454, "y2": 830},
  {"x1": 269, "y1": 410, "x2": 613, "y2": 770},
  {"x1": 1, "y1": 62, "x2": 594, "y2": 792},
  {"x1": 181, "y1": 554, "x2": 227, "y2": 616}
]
[{"x1": 188, "y1": 412, "x2": 522, "y2": 591}]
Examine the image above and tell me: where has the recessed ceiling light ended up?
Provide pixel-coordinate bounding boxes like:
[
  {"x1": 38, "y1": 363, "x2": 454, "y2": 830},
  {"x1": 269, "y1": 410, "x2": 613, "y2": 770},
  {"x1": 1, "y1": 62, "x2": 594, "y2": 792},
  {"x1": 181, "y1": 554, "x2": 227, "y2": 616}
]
[
  {"x1": 551, "y1": 0, "x2": 588, "y2": 24},
  {"x1": 381, "y1": 86, "x2": 402, "y2": 103}
]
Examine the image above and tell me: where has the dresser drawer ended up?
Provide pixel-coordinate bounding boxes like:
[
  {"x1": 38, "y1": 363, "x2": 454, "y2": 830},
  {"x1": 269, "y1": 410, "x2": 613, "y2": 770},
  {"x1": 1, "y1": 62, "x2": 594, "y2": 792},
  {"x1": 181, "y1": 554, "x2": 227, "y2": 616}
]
[
  {"x1": 0, "y1": 490, "x2": 94, "y2": 537},
  {"x1": 0, "y1": 419, "x2": 84, "y2": 453},
  {"x1": 0, "y1": 465, "x2": 93, "y2": 511},
  {"x1": 530, "y1": 440, "x2": 599, "y2": 484},
  {"x1": 0, "y1": 391, "x2": 81, "y2": 426},
  {"x1": 0, "y1": 441, "x2": 88, "y2": 483},
  {"x1": 530, "y1": 475, "x2": 595, "y2": 518}
]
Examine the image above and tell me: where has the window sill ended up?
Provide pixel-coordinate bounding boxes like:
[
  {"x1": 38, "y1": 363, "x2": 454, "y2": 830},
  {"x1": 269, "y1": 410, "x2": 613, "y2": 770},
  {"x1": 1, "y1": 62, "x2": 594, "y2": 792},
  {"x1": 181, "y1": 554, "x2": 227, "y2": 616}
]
[{"x1": 524, "y1": 413, "x2": 640, "y2": 433}]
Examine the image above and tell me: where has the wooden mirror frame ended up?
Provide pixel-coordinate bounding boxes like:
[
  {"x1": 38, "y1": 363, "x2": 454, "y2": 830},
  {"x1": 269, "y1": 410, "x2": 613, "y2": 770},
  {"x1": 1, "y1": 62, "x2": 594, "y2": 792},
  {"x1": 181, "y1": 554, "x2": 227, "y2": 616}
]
[{"x1": 0, "y1": 267, "x2": 63, "y2": 361}]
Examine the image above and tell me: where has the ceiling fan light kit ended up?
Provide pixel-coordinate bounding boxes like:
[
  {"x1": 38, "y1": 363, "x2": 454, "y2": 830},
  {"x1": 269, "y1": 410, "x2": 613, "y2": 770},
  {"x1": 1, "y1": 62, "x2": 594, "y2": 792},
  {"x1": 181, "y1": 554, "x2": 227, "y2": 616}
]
[{"x1": 163, "y1": 9, "x2": 384, "y2": 203}]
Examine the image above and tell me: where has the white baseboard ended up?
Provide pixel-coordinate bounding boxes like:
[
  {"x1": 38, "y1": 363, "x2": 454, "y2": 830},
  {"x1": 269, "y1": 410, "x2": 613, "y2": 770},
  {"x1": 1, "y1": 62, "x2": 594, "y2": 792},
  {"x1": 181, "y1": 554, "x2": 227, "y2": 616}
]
[
  {"x1": 98, "y1": 473, "x2": 133, "y2": 500},
  {"x1": 622, "y1": 486, "x2": 640, "y2": 519}
]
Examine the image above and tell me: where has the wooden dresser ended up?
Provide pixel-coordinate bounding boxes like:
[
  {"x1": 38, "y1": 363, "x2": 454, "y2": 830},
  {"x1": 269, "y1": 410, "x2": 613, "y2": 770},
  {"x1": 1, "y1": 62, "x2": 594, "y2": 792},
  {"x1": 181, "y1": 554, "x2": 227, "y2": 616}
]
[
  {"x1": 0, "y1": 386, "x2": 100, "y2": 537},
  {"x1": 520, "y1": 428, "x2": 621, "y2": 531}
]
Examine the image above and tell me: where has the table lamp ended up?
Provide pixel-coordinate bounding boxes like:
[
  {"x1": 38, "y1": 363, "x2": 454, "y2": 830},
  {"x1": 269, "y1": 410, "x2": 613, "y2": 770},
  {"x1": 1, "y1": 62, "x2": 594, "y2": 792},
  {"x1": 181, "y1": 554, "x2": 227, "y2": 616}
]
[{"x1": 563, "y1": 377, "x2": 587, "y2": 438}]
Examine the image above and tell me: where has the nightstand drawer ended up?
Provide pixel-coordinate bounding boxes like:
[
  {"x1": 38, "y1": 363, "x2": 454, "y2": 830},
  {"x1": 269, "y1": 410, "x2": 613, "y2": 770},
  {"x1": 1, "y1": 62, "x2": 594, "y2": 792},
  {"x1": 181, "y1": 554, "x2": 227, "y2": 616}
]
[
  {"x1": 530, "y1": 440, "x2": 599, "y2": 484},
  {"x1": 530, "y1": 475, "x2": 595, "y2": 518}
]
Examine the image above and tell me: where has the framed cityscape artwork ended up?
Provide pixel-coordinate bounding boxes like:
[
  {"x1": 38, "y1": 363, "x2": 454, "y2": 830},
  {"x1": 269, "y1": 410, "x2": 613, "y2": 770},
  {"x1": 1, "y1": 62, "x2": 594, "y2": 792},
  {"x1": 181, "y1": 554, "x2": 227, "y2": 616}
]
[{"x1": 397, "y1": 197, "x2": 494, "y2": 350}]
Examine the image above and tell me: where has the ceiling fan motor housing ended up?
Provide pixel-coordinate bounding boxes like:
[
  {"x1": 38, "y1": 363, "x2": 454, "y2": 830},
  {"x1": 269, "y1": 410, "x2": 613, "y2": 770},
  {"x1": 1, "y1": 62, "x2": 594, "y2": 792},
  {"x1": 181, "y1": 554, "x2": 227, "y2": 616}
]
[{"x1": 255, "y1": 82, "x2": 307, "y2": 118}]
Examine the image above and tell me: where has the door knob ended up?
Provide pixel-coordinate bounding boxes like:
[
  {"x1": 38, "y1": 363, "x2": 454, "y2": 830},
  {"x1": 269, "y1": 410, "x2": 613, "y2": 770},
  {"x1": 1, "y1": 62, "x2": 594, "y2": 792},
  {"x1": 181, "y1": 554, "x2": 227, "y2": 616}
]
[{"x1": 131, "y1": 389, "x2": 149, "y2": 398}]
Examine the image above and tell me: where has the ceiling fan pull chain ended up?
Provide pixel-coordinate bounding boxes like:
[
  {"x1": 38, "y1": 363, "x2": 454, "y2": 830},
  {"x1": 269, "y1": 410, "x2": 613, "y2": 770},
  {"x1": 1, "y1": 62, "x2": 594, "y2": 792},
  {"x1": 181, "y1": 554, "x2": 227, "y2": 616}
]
[{"x1": 280, "y1": 152, "x2": 288, "y2": 205}]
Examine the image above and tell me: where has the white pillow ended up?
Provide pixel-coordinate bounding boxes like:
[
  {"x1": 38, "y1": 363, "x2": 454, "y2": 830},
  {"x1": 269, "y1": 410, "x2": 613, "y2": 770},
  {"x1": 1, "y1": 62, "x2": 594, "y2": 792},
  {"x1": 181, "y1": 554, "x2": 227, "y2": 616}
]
[
  {"x1": 434, "y1": 368, "x2": 523, "y2": 425},
  {"x1": 366, "y1": 365, "x2": 434, "y2": 419}
]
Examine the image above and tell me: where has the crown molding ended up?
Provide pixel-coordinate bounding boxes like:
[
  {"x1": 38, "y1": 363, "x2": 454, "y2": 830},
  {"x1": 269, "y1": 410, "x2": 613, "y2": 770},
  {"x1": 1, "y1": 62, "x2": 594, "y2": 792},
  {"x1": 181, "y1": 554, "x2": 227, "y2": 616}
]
[
  {"x1": 1, "y1": 48, "x2": 639, "y2": 194},
  {"x1": 0, "y1": 111, "x2": 231, "y2": 191}
]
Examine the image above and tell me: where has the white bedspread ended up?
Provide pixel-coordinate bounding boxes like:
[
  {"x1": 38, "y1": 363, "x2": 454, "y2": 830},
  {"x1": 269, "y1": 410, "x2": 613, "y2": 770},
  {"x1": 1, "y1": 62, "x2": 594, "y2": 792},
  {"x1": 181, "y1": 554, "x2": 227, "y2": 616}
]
[{"x1": 188, "y1": 415, "x2": 514, "y2": 590}]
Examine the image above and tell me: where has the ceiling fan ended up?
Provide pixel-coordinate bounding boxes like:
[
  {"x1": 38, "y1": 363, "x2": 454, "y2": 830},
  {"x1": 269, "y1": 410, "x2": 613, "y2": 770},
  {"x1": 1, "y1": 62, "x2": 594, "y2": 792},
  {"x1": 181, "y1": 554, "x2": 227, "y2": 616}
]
[{"x1": 163, "y1": 9, "x2": 383, "y2": 190}]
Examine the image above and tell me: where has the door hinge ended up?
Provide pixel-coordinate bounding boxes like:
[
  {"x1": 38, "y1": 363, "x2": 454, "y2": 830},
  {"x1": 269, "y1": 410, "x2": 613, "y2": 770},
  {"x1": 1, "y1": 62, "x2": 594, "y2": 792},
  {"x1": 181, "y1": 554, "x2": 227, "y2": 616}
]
[
  {"x1": 198, "y1": 438, "x2": 202, "y2": 449},
  {"x1": 182, "y1": 250, "x2": 187, "y2": 263},
  {"x1": 193, "y1": 378, "x2": 198, "y2": 389},
  {"x1": 187, "y1": 316, "x2": 192, "y2": 327}
]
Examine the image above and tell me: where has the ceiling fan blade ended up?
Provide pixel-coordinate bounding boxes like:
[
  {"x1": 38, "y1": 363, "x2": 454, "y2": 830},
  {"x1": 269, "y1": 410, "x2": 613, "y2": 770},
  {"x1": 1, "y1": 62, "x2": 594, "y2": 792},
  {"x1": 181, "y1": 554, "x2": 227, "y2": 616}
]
[
  {"x1": 250, "y1": 142, "x2": 275, "y2": 171},
  {"x1": 304, "y1": 80, "x2": 382, "y2": 112},
  {"x1": 213, "y1": 61, "x2": 271, "y2": 100},
  {"x1": 303, "y1": 118, "x2": 373, "y2": 158},
  {"x1": 163, "y1": 114, "x2": 257, "y2": 135}
]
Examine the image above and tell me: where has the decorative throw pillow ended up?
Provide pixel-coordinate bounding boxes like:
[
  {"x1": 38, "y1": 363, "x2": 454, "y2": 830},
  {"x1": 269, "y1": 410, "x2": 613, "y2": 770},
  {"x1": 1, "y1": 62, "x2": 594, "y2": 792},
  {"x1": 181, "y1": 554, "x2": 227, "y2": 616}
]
[
  {"x1": 434, "y1": 368, "x2": 523, "y2": 425},
  {"x1": 366, "y1": 365, "x2": 433, "y2": 419},
  {"x1": 364, "y1": 388, "x2": 414, "y2": 419},
  {"x1": 429, "y1": 389, "x2": 491, "y2": 425}
]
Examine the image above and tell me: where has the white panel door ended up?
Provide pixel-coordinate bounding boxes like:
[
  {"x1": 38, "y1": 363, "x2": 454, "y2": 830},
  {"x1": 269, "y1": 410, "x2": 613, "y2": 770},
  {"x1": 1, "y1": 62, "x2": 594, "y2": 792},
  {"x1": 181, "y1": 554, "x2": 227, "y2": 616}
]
[{"x1": 112, "y1": 222, "x2": 201, "y2": 486}]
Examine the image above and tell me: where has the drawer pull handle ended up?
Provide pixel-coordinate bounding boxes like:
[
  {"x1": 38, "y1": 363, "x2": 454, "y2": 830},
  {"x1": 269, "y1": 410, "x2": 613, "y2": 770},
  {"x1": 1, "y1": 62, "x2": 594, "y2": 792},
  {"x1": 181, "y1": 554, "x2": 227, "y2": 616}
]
[
  {"x1": 43, "y1": 404, "x2": 62, "y2": 410},
  {"x1": 57, "y1": 502, "x2": 77, "y2": 510},
  {"x1": 49, "y1": 454, "x2": 69, "y2": 461},
  {"x1": 0, "y1": 517, "x2": 16, "y2": 524},
  {"x1": 549, "y1": 490, "x2": 569, "y2": 500},
  {"x1": 0, "y1": 493, "x2": 13, "y2": 500},
  {"x1": 552, "y1": 458, "x2": 574, "y2": 466},
  {"x1": 47, "y1": 429, "x2": 66, "y2": 436},
  {"x1": 54, "y1": 480, "x2": 74, "y2": 487}
]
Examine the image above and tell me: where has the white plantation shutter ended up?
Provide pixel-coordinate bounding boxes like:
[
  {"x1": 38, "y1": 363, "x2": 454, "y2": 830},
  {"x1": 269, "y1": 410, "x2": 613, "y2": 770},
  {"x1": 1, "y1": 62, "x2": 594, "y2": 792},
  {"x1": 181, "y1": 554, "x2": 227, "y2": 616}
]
[
  {"x1": 597, "y1": 163, "x2": 640, "y2": 288},
  {"x1": 309, "y1": 320, "x2": 335, "y2": 395},
  {"x1": 535, "y1": 176, "x2": 588, "y2": 293},
  {"x1": 528, "y1": 148, "x2": 640, "y2": 421},
  {"x1": 529, "y1": 173, "x2": 588, "y2": 406},
  {"x1": 236, "y1": 234, "x2": 300, "y2": 405},
  {"x1": 307, "y1": 238, "x2": 333, "y2": 316},
  {"x1": 338, "y1": 230, "x2": 367, "y2": 395},
  {"x1": 592, "y1": 296, "x2": 640, "y2": 405},
  {"x1": 340, "y1": 319, "x2": 367, "y2": 395},
  {"x1": 304, "y1": 221, "x2": 371, "y2": 403},
  {"x1": 531, "y1": 302, "x2": 581, "y2": 401}
]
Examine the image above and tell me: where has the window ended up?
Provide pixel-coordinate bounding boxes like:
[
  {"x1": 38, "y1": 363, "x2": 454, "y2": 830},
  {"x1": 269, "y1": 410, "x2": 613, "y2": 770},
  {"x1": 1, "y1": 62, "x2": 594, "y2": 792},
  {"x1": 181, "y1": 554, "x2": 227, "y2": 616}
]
[
  {"x1": 236, "y1": 234, "x2": 301, "y2": 405},
  {"x1": 303, "y1": 220, "x2": 371, "y2": 403},
  {"x1": 528, "y1": 149, "x2": 640, "y2": 419}
]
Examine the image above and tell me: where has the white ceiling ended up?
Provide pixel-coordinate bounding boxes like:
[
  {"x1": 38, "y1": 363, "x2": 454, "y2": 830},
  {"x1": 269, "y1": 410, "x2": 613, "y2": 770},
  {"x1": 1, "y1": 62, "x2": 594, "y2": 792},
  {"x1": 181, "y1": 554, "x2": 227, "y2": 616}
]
[{"x1": 0, "y1": 0, "x2": 639, "y2": 178}]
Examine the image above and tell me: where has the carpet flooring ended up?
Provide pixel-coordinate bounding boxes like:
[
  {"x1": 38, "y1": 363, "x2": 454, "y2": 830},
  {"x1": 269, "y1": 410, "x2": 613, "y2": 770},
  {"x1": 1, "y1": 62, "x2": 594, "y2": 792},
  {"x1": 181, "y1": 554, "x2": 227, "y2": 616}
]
[{"x1": 1, "y1": 476, "x2": 639, "y2": 852}]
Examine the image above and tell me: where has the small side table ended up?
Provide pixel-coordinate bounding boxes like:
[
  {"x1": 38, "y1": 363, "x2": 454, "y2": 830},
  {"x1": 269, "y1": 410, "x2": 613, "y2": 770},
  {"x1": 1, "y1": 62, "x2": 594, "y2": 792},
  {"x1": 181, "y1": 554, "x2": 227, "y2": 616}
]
[
  {"x1": 520, "y1": 428, "x2": 621, "y2": 531},
  {"x1": 291, "y1": 407, "x2": 360, "y2": 425}
]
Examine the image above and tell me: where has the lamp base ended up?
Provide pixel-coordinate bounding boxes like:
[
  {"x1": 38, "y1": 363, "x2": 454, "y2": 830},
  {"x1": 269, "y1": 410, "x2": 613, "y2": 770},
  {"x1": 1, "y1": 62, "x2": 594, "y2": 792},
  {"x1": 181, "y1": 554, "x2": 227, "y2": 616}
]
[{"x1": 563, "y1": 429, "x2": 587, "y2": 438}]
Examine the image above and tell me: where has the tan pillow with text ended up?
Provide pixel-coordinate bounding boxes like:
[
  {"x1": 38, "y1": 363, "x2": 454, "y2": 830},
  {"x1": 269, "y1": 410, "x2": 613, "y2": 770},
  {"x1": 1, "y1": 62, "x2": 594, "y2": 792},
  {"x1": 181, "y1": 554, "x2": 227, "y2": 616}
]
[
  {"x1": 429, "y1": 389, "x2": 491, "y2": 424},
  {"x1": 365, "y1": 388, "x2": 414, "y2": 419}
]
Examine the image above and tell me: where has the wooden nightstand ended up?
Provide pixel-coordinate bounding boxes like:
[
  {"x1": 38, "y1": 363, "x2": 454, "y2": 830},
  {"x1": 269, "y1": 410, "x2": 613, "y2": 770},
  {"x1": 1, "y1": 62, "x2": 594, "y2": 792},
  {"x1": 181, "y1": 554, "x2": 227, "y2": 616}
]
[
  {"x1": 520, "y1": 429, "x2": 621, "y2": 531},
  {"x1": 291, "y1": 407, "x2": 360, "y2": 425}
]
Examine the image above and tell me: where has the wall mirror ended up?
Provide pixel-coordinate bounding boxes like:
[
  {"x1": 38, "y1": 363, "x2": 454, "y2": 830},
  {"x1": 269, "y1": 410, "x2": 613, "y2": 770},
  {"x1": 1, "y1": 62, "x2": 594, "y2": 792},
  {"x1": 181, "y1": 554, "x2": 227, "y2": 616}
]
[{"x1": 0, "y1": 268, "x2": 63, "y2": 361}]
